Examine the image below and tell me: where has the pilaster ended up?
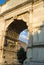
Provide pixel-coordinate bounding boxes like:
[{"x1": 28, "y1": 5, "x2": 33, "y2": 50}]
[
  {"x1": 27, "y1": 4, "x2": 33, "y2": 59},
  {"x1": 0, "y1": 17, "x2": 6, "y2": 65}
]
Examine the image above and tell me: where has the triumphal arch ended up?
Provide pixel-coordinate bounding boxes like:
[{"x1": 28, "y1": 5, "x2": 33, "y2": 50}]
[{"x1": 0, "y1": 0, "x2": 44, "y2": 65}]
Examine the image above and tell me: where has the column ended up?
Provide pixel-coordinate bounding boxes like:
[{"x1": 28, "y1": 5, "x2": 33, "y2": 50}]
[
  {"x1": 0, "y1": 17, "x2": 5, "y2": 65},
  {"x1": 23, "y1": 5, "x2": 33, "y2": 65},
  {"x1": 27, "y1": 5, "x2": 33, "y2": 59}
]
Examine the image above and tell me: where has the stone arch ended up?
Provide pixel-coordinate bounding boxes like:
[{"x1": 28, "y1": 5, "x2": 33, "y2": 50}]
[
  {"x1": 4, "y1": 12, "x2": 29, "y2": 46},
  {"x1": 5, "y1": 18, "x2": 28, "y2": 41},
  {"x1": 5, "y1": 19, "x2": 28, "y2": 43},
  {"x1": 3, "y1": 17, "x2": 28, "y2": 64},
  {"x1": 5, "y1": 12, "x2": 29, "y2": 31},
  {"x1": 5, "y1": 18, "x2": 14, "y2": 31}
]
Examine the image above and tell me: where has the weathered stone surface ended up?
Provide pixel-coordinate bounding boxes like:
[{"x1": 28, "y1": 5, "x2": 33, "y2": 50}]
[
  {"x1": 30, "y1": 62, "x2": 44, "y2": 65},
  {"x1": 39, "y1": 27, "x2": 44, "y2": 43},
  {"x1": 27, "y1": 48, "x2": 32, "y2": 59},
  {"x1": 0, "y1": 0, "x2": 44, "y2": 65},
  {"x1": 33, "y1": 32, "x2": 39, "y2": 45},
  {"x1": 23, "y1": 59, "x2": 30, "y2": 65}
]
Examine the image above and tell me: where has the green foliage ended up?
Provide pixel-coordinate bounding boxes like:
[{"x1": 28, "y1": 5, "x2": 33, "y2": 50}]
[{"x1": 17, "y1": 47, "x2": 26, "y2": 64}]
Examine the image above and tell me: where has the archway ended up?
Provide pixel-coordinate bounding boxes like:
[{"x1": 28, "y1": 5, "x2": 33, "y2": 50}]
[{"x1": 3, "y1": 19, "x2": 28, "y2": 65}]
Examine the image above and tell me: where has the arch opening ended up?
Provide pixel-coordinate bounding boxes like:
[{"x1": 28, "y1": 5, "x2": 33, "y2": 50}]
[{"x1": 3, "y1": 19, "x2": 28, "y2": 65}]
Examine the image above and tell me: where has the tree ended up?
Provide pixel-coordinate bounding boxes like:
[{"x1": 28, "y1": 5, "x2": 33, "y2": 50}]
[{"x1": 17, "y1": 47, "x2": 26, "y2": 64}]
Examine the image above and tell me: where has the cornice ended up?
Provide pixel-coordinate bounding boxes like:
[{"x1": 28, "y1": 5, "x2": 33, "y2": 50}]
[{"x1": 0, "y1": 0, "x2": 42, "y2": 17}]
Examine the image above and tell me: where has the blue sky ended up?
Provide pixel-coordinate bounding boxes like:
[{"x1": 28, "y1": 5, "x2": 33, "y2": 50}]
[
  {"x1": 19, "y1": 29, "x2": 28, "y2": 44},
  {"x1": 0, "y1": 0, "x2": 6, "y2": 5}
]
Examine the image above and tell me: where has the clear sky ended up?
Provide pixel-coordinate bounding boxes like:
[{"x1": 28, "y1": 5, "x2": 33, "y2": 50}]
[
  {"x1": 0, "y1": 0, "x2": 6, "y2": 5},
  {"x1": 19, "y1": 29, "x2": 28, "y2": 44}
]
